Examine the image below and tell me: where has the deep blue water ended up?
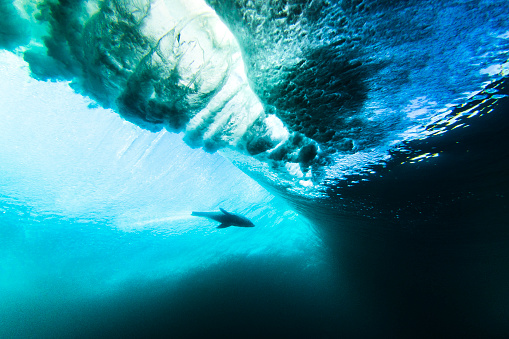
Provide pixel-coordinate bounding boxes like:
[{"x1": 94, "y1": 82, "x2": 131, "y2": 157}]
[{"x1": 1, "y1": 1, "x2": 509, "y2": 338}]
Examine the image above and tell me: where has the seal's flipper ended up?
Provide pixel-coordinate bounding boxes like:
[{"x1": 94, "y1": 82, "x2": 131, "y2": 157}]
[
  {"x1": 219, "y1": 208, "x2": 231, "y2": 215},
  {"x1": 217, "y1": 223, "x2": 231, "y2": 229}
]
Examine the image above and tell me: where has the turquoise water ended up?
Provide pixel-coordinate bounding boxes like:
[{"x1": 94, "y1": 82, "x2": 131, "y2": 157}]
[{"x1": 0, "y1": 53, "x2": 328, "y2": 337}]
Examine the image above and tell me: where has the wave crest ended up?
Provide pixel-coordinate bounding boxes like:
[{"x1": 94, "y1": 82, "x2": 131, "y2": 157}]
[{"x1": 4, "y1": 0, "x2": 509, "y2": 195}]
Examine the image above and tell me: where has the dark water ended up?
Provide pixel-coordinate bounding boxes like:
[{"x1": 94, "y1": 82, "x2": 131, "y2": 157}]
[{"x1": 296, "y1": 79, "x2": 509, "y2": 338}]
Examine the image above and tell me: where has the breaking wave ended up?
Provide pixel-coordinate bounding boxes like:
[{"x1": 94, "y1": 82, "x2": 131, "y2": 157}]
[{"x1": 3, "y1": 0, "x2": 509, "y2": 195}]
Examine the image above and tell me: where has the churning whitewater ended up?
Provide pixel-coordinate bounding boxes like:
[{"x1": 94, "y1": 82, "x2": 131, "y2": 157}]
[{"x1": 2, "y1": 0, "x2": 509, "y2": 195}]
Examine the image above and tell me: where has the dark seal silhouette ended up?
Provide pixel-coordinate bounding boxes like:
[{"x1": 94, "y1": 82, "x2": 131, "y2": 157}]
[{"x1": 191, "y1": 208, "x2": 255, "y2": 228}]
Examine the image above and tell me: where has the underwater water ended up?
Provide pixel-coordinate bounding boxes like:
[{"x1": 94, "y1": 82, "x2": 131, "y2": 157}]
[{"x1": 1, "y1": 0, "x2": 509, "y2": 338}]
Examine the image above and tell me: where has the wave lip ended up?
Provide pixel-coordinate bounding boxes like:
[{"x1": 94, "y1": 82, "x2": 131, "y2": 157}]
[{"x1": 15, "y1": 0, "x2": 318, "y2": 191}]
